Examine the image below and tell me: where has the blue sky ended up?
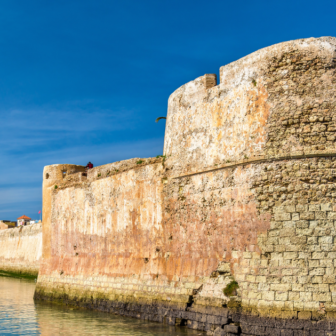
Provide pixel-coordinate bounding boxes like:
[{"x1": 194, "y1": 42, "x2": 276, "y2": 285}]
[{"x1": 1, "y1": 0, "x2": 336, "y2": 220}]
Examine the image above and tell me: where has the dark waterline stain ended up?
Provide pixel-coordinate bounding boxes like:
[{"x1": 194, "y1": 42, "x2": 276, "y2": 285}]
[{"x1": 0, "y1": 277, "x2": 204, "y2": 335}]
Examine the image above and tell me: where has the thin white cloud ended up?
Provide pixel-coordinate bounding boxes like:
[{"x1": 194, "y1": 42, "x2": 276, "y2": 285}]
[
  {"x1": 0, "y1": 187, "x2": 41, "y2": 205},
  {"x1": 0, "y1": 105, "x2": 141, "y2": 133}
]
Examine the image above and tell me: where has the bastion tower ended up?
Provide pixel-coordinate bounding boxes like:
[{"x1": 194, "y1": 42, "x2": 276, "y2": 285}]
[
  {"x1": 42, "y1": 164, "x2": 86, "y2": 259},
  {"x1": 36, "y1": 37, "x2": 336, "y2": 335}
]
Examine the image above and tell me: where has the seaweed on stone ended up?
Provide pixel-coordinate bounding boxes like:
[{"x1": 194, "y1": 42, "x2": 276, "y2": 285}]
[{"x1": 223, "y1": 280, "x2": 239, "y2": 297}]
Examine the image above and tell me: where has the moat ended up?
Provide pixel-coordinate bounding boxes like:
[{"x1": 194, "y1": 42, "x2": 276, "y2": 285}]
[{"x1": 0, "y1": 277, "x2": 203, "y2": 335}]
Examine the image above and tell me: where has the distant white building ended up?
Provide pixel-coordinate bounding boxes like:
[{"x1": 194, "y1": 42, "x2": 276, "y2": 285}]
[{"x1": 17, "y1": 215, "x2": 31, "y2": 226}]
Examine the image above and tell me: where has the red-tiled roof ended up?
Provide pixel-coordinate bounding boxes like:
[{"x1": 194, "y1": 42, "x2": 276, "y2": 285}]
[{"x1": 17, "y1": 215, "x2": 31, "y2": 220}]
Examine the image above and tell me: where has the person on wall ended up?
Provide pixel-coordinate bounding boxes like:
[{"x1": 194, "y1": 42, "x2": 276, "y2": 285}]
[{"x1": 86, "y1": 162, "x2": 94, "y2": 169}]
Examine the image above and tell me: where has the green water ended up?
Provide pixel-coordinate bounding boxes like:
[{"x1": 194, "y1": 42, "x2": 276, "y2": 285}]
[{"x1": 0, "y1": 277, "x2": 203, "y2": 335}]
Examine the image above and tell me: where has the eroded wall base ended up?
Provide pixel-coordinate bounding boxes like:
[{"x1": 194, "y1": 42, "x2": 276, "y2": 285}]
[{"x1": 34, "y1": 283, "x2": 336, "y2": 335}]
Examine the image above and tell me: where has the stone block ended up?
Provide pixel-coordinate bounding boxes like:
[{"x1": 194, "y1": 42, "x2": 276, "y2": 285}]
[
  {"x1": 256, "y1": 276, "x2": 267, "y2": 283},
  {"x1": 309, "y1": 268, "x2": 325, "y2": 276},
  {"x1": 275, "y1": 291, "x2": 288, "y2": 301},
  {"x1": 187, "y1": 320, "x2": 199, "y2": 330},
  {"x1": 246, "y1": 275, "x2": 256, "y2": 282},
  {"x1": 206, "y1": 315, "x2": 218, "y2": 324},
  {"x1": 275, "y1": 213, "x2": 291, "y2": 221},
  {"x1": 283, "y1": 221, "x2": 296, "y2": 228},
  {"x1": 289, "y1": 291, "x2": 300, "y2": 300},
  {"x1": 266, "y1": 327, "x2": 281, "y2": 336},
  {"x1": 321, "y1": 203, "x2": 333, "y2": 211},
  {"x1": 257, "y1": 300, "x2": 273, "y2": 309},
  {"x1": 224, "y1": 324, "x2": 239, "y2": 333},
  {"x1": 291, "y1": 236, "x2": 307, "y2": 244},
  {"x1": 297, "y1": 311, "x2": 312, "y2": 319},
  {"x1": 280, "y1": 228, "x2": 296, "y2": 237},
  {"x1": 293, "y1": 301, "x2": 304, "y2": 310},
  {"x1": 309, "y1": 260, "x2": 320, "y2": 267},
  {"x1": 274, "y1": 206, "x2": 285, "y2": 213},
  {"x1": 258, "y1": 283, "x2": 270, "y2": 291},
  {"x1": 320, "y1": 236, "x2": 334, "y2": 244},
  {"x1": 270, "y1": 221, "x2": 283, "y2": 229},
  {"x1": 213, "y1": 327, "x2": 225, "y2": 336},
  {"x1": 315, "y1": 211, "x2": 328, "y2": 219},
  {"x1": 312, "y1": 252, "x2": 325, "y2": 259},
  {"x1": 313, "y1": 292, "x2": 331, "y2": 301},
  {"x1": 300, "y1": 212, "x2": 315, "y2": 220},
  {"x1": 309, "y1": 220, "x2": 318, "y2": 228},
  {"x1": 286, "y1": 245, "x2": 302, "y2": 252},
  {"x1": 310, "y1": 331, "x2": 325, "y2": 336},
  {"x1": 240, "y1": 324, "x2": 255, "y2": 334},
  {"x1": 283, "y1": 252, "x2": 298, "y2": 259},
  {"x1": 262, "y1": 291, "x2": 275, "y2": 300},
  {"x1": 311, "y1": 275, "x2": 323, "y2": 283},
  {"x1": 307, "y1": 236, "x2": 318, "y2": 244},
  {"x1": 282, "y1": 269, "x2": 293, "y2": 276},
  {"x1": 285, "y1": 205, "x2": 296, "y2": 213},
  {"x1": 280, "y1": 328, "x2": 294, "y2": 336},
  {"x1": 271, "y1": 284, "x2": 291, "y2": 291},
  {"x1": 278, "y1": 237, "x2": 291, "y2": 245},
  {"x1": 296, "y1": 220, "x2": 309, "y2": 228},
  {"x1": 248, "y1": 291, "x2": 262, "y2": 300},
  {"x1": 296, "y1": 205, "x2": 308, "y2": 213},
  {"x1": 300, "y1": 292, "x2": 312, "y2": 302},
  {"x1": 292, "y1": 213, "x2": 300, "y2": 221},
  {"x1": 309, "y1": 204, "x2": 321, "y2": 211}
]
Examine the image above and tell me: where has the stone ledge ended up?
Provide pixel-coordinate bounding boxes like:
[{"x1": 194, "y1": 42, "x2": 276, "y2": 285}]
[{"x1": 171, "y1": 149, "x2": 336, "y2": 180}]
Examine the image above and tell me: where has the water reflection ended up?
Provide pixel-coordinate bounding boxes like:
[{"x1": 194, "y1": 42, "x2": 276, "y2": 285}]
[{"x1": 0, "y1": 277, "x2": 204, "y2": 335}]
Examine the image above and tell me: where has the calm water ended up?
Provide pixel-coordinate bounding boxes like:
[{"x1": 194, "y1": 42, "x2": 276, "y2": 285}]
[{"x1": 0, "y1": 277, "x2": 204, "y2": 336}]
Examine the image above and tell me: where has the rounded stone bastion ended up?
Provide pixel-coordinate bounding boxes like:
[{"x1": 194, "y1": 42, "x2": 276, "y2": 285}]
[
  {"x1": 161, "y1": 36, "x2": 336, "y2": 321},
  {"x1": 164, "y1": 36, "x2": 336, "y2": 175},
  {"x1": 42, "y1": 164, "x2": 86, "y2": 258}
]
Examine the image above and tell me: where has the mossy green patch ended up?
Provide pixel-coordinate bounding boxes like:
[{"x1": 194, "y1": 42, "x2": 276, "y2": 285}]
[
  {"x1": 0, "y1": 269, "x2": 37, "y2": 280},
  {"x1": 223, "y1": 280, "x2": 239, "y2": 297}
]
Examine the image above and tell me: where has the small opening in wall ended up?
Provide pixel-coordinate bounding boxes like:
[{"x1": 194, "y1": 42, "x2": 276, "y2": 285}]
[
  {"x1": 45, "y1": 173, "x2": 49, "y2": 179},
  {"x1": 179, "y1": 319, "x2": 187, "y2": 326},
  {"x1": 62, "y1": 171, "x2": 66, "y2": 178}
]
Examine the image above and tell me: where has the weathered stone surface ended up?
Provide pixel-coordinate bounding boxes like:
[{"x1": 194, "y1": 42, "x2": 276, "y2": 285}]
[
  {"x1": 35, "y1": 37, "x2": 336, "y2": 335},
  {"x1": 0, "y1": 223, "x2": 42, "y2": 277}
]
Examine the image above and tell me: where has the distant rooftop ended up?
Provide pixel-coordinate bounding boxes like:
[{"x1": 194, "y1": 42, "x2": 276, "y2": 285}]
[{"x1": 17, "y1": 215, "x2": 31, "y2": 220}]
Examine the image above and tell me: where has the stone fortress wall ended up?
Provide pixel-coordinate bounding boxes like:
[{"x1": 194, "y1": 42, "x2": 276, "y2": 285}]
[
  {"x1": 0, "y1": 223, "x2": 42, "y2": 277},
  {"x1": 35, "y1": 37, "x2": 336, "y2": 335}
]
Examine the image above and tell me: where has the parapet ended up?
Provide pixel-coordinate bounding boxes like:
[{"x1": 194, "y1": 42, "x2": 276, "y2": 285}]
[
  {"x1": 43, "y1": 164, "x2": 86, "y2": 188},
  {"x1": 220, "y1": 36, "x2": 336, "y2": 87}
]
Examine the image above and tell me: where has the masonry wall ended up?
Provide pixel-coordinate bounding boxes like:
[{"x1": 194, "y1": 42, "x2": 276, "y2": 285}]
[
  {"x1": 0, "y1": 223, "x2": 42, "y2": 277},
  {"x1": 35, "y1": 37, "x2": 336, "y2": 335}
]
